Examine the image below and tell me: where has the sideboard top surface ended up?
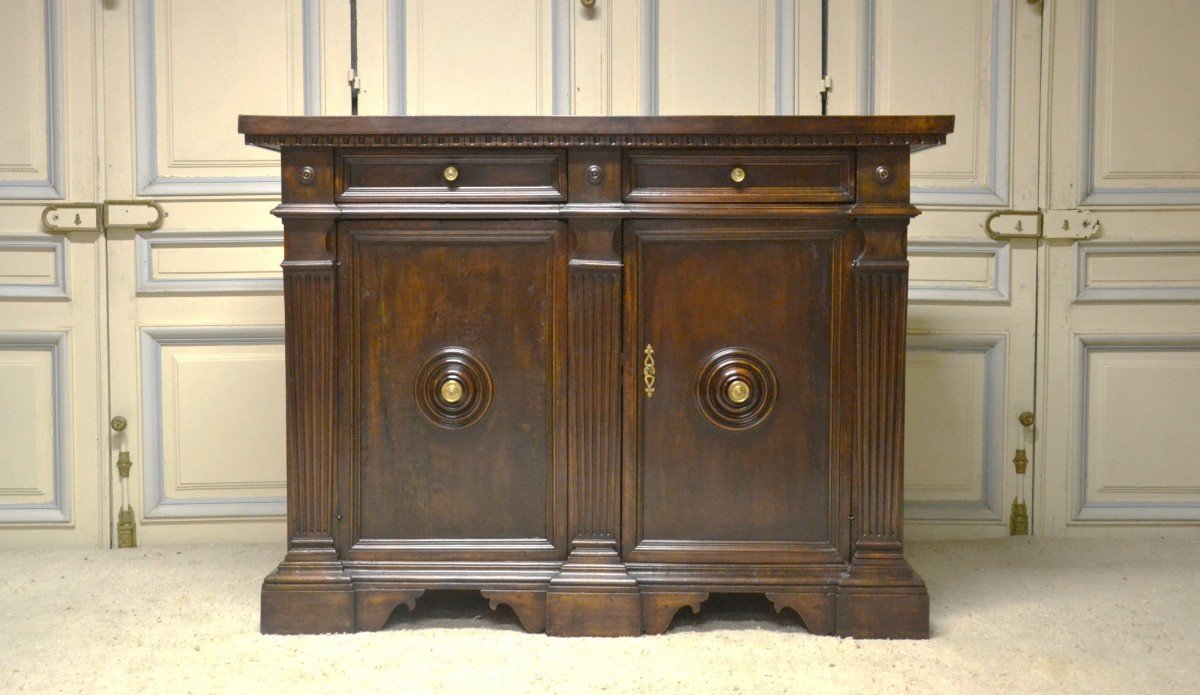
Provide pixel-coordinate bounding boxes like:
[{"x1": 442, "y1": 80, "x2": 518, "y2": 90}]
[{"x1": 239, "y1": 115, "x2": 954, "y2": 152}]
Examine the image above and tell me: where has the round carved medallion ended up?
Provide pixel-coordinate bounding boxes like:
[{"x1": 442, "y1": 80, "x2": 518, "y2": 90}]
[
  {"x1": 693, "y1": 347, "x2": 778, "y2": 430},
  {"x1": 414, "y1": 347, "x2": 493, "y2": 429}
]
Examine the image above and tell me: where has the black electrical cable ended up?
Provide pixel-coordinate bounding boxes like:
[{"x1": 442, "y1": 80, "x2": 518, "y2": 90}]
[
  {"x1": 350, "y1": 0, "x2": 359, "y2": 115},
  {"x1": 820, "y1": 0, "x2": 829, "y2": 115}
]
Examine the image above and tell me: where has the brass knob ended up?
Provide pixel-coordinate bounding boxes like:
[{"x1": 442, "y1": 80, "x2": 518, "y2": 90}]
[
  {"x1": 581, "y1": 0, "x2": 597, "y2": 6},
  {"x1": 1019, "y1": 411, "x2": 1034, "y2": 427},
  {"x1": 439, "y1": 379, "x2": 464, "y2": 404},
  {"x1": 443, "y1": 165, "x2": 459, "y2": 183},
  {"x1": 727, "y1": 379, "x2": 751, "y2": 404},
  {"x1": 111, "y1": 416, "x2": 128, "y2": 432},
  {"x1": 730, "y1": 167, "x2": 746, "y2": 184}
]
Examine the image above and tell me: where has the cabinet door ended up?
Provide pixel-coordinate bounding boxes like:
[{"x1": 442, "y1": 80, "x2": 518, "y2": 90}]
[
  {"x1": 622, "y1": 220, "x2": 850, "y2": 564},
  {"x1": 340, "y1": 221, "x2": 567, "y2": 561}
]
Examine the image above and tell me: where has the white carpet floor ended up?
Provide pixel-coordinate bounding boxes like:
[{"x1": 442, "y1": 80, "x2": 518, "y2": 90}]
[{"x1": 1, "y1": 538, "x2": 1197, "y2": 694}]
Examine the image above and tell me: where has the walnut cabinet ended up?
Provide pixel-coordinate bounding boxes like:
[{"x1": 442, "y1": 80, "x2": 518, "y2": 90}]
[{"x1": 238, "y1": 116, "x2": 954, "y2": 638}]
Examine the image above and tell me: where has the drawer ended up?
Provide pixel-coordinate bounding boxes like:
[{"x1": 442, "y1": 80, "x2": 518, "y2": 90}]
[
  {"x1": 623, "y1": 149, "x2": 855, "y2": 204},
  {"x1": 338, "y1": 150, "x2": 567, "y2": 203}
]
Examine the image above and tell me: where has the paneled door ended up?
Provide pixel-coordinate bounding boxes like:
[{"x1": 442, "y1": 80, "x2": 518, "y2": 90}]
[
  {"x1": 0, "y1": 0, "x2": 106, "y2": 548},
  {"x1": 1040, "y1": 0, "x2": 1200, "y2": 534},
  {"x1": 827, "y1": 0, "x2": 1044, "y2": 537},
  {"x1": 97, "y1": 0, "x2": 338, "y2": 544}
]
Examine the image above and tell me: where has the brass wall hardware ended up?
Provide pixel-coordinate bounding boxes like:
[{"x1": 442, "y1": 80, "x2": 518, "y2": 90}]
[
  {"x1": 643, "y1": 344, "x2": 656, "y2": 398},
  {"x1": 1009, "y1": 500, "x2": 1029, "y2": 536},
  {"x1": 102, "y1": 200, "x2": 167, "y2": 232},
  {"x1": 730, "y1": 167, "x2": 746, "y2": 184},
  {"x1": 1043, "y1": 209, "x2": 1101, "y2": 240},
  {"x1": 874, "y1": 165, "x2": 893, "y2": 184},
  {"x1": 111, "y1": 416, "x2": 138, "y2": 548},
  {"x1": 984, "y1": 209, "x2": 1042, "y2": 240},
  {"x1": 1012, "y1": 448, "x2": 1028, "y2": 475},
  {"x1": 443, "y1": 165, "x2": 460, "y2": 183},
  {"x1": 299, "y1": 165, "x2": 316, "y2": 185},
  {"x1": 117, "y1": 507, "x2": 137, "y2": 549},
  {"x1": 440, "y1": 379, "x2": 464, "y2": 404},
  {"x1": 44, "y1": 201, "x2": 167, "y2": 234},
  {"x1": 581, "y1": 0, "x2": 596, "y2": 7},
  {"x1": 115, "y1": 451, "x2": 133, "y2": 478},
  {"x1": 727, "y1": 379, "x2": 751, "y2": 404},
  {"x1": 1009, "y1": 410, "x2": 1034, "y2": 536},
  {"x1": 42, "y1": 204, "x2": 101, "y2": 233}
]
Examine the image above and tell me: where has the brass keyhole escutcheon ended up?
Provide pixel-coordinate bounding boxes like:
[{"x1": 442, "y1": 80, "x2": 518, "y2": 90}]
[
  {"x1": 443, "y1": 165, "x2": 459, "y2": 183},
  {"x1": 730, "y1": 166, "x2": 746, "y2": 184},
  {"x1": 440, "y1": 378, "x2": 464, "y2": 404},
  {"x1": 727, "y1": 379, "x2": 751, "y2": 404}
]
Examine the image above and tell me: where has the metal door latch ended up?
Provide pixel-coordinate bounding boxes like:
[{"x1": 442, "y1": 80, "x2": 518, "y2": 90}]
[{"x1": 42, "y1": 200, "x2": 166, "y2": 234}]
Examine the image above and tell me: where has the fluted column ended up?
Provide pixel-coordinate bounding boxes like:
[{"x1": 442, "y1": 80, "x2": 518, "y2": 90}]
[{"x1": 260, "y1": 148, "x2": 353, "y2": 634}]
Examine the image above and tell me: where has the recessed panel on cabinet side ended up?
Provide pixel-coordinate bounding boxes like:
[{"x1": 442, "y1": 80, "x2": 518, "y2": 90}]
[{"x1": 342, "y1": 221, "x2": 567, "y2": 559}]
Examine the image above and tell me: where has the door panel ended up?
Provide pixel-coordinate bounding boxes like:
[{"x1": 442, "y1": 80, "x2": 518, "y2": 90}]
[
  {"x1": 101, "y1": 0, "x2": 335, "y2": 544},
  {"x1": 1042, "y1": 0, "x2": 1200, "y2": 533},
  {"x1": 399, "y1": 0, "x2": 556, "y2": 115},
  {"x1": 0, "y1": 0, "x2": 105, "y2": 547},
  {"x1": 623, "y1": 220, "x2": 846, "y2": 564},
  {"x1": 344, "y1": 221, "x2": 567, "y2": 558},
  {"x1": 828, "y1": 0, "x2": 1042, "y2": 538}
]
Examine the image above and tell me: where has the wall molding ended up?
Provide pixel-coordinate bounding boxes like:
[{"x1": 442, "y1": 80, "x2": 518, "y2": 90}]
[
  {"x1": 903, "y1": 333, "x2": 1007, "y2": 523},
  {"x1": 858, "y1": 0, "x2": 1011, "y2": 206},
  {"x1": 1074, "y1": 334, "x2": 1200, "y2": 521},
  {"x1": 1075, "y1": 242, "x2": 1200, "y2": 303},
  {"x1": 0, "y1": 0, "x2": 64, "y2": 200},
  {"x1": 1078, "y1": 0, "x2": 1200, "y2": 205},
  {"x1": 0, "y1": 235, "x2": 68, "y2": 299},
  {"x1": 135, "y1": 231, "x2": 283, "y2": 295},
  {"x1": 140, "y1": 325, "x2": 286, "y2": 519},
  {"x1": 0, "y1": 331, "x2": 71, "y2": 524},
  {"x1": 133, "y1": 0, "x2": 318, "y2": 196},
  {"x1": 908, "y1": 241, "x2": 1010, "y2": 304}
]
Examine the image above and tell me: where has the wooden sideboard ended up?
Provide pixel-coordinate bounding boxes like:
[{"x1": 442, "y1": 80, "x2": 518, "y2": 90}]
[{"x1": 239, "y1": 115, "x2": 953, "y2": 638}]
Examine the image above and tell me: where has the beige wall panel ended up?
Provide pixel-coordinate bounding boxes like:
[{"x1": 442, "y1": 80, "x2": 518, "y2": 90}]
[
  {"x1": 656, "y1": 0, "x2": 775, "y2": 115},
  {"x1": 158, "y1": 343, "x2": 285, "y2": 501},
  {"x1": 904, "y1": 350, "x2": 986, "y2": 503},
  {"x1": 1080, "y1": 347, "x2": 1200, "y2": 516},
  {"x1": 910, "y1": 252, "x2": 995, "y2": 292},
  {"x1": 0, "y1": 0, "x2": 48, "y2": 178},
  {"x1": 0, "y1": 350, "x2": 55, "y2": 504},
  {"x1": 0, "y1": 245, "x2": 58, "y2": 287},
  {"x1": 405, "y1": 0, "x2": 553, "y2": 115},
  {"x1": 149, "y1": 239, "x2": 283, "y2": 283},
  {"x1": 871, "y1": 0, "x2": 996, "y2": 191},
  {"x1": 1092, "y1": 0, "x2": 1200, "y2": 193},
  {"x1": 152, "y1": 0, "x2": 303, "y2": 177},
  {"x1": 0, "y1": 0, "x2": 49, "y2": 182}
]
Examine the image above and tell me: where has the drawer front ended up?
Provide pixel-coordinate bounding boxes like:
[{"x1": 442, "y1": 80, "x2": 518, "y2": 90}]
[
  {"x1": 342, "y1": 221, "x2": 567, "y2": 561},
  {"x1": 338, "y1": 150, "x2": 567, "y2": 203},
  {"x1": 622, "y1": 220, "x2": 849, "y2": 565},
  {"x1": 624, "y1": 149, "x2": 855, "y2": 204}
]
